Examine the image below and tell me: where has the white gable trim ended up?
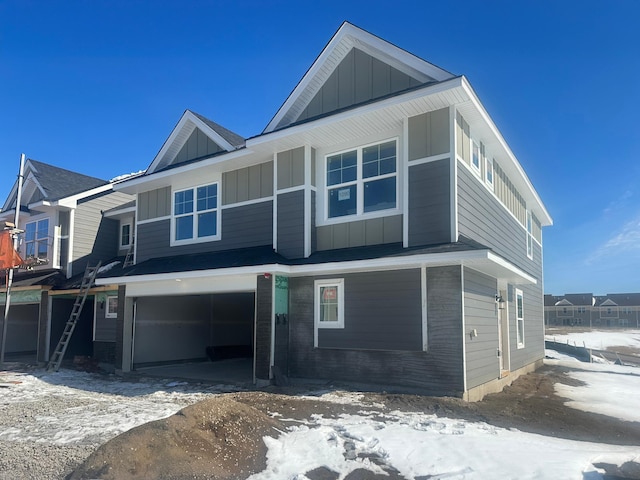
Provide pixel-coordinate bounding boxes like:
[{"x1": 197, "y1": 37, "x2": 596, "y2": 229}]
[
  {"x1": 147, "y1": 110, "x2": 238, "y2": 174},
  {"x1": 264, "y1": 22, "x2": 454, "y2": 134}
]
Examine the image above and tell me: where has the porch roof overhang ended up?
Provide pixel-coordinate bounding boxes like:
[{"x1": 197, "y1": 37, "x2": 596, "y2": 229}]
[{"x1": 95, "y1": 241, "x2": 536, "y2": 293}]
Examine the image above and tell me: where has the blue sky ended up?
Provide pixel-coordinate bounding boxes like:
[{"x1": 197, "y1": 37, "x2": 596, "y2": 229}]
[{"x1": 1, "y1": 0, "x2": 639, "y2": 295}]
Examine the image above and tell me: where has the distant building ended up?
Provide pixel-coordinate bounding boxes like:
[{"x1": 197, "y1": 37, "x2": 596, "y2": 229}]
[{"x1": 544, "y1": 293, "x2": 640, "y2": 328}]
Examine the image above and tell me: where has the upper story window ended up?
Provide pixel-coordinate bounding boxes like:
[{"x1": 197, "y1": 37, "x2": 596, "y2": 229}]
[
  {"x1": 485, "y1": 157, "x2": 494, "y2": 190},
  {"x1": 25, "y1": 218, "x2": 49, "y2": 259},
  {"x1": 526, "y1": 210, "x2": 533, "y2": 259},
  {"x1": 172, "y1": 183, "x2": 220, "y2": 244},
  {"x1": 120, "y1": 223, "x2": 131, "y2": 248},
  {"x1": 326, "y1": 139, "x2": 397, "y2": 219},
  {"x1": 471, "y1": 141, "x2": 482, "y2": 173}
]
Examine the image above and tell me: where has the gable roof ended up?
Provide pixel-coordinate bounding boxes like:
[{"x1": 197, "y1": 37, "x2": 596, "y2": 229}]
[
  {"x1": 146, "y1": 110, "x2": 245, "y2": 175},
  {"x1": 2, "y1": 159, "x2": 107, "y2": 211},
  {"x1": 264, "y1": 21, "x2": 455, "y2": 133}
]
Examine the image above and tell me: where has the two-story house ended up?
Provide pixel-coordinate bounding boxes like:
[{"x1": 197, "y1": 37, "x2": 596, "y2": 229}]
[
  {"x1": 0, "y1": 159, "x2": 133, "y2": 363},
  {"x1": 97, "y1": 22, "x2": 552, "y2": 400},
  {"x1": 545, "y1": 293, "x2": 640, "y2": 328}
]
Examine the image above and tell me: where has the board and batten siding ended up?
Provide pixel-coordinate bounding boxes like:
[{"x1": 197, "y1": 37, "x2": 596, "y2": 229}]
[
  {"x1": 173, "y1": 128, "x2": 224, "y2": 167},
  {"x1": 136, "y1": 201, "x2": 273, "y2": 263},
  {"x1": 223, "y1": 162, "x2": 273, "y2": 205},
  {"x1": 316, "y1": 215, "x2": 402, "y2": 251},
  {"x1": 138, "y1": 187, "x2": 171, "y2": 221},
  {"x1": 71, "y1": 191, "x2": 132, "y2": 275},
  {"x1": 407, "y1": 159, "x2": 451, "y2": 246},
  {"x1": 408, "y1": 107, "x2": 450, "y2": 160},
  {"x1": 286, "y1": 266, "x2": 465, "y2": 395},
  {"x1": 463, "y1": 268, "x2": 499, "y2": 389},
  {"x1": 277, "y1": 190, "x2": 305, "y2": 259},
  {"x1": 277, "y1": 147, "x2": 305, "y2": 190},
  {"x1": 294, "y1": 48, "x2": 422, "y2": 125}
]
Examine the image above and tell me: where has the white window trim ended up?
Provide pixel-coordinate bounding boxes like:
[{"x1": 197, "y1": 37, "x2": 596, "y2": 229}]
[
  {"x1": 120, "y1": 222, "x2": 132, "y2": 248},
  {"x1": 323, "y1": 138, "x2": 400, "y2": 223},
  {"x1": 526, "y1": 210, "x2": 533, "y2": 259},
  {"x1": 485, "y1": 156, "x2": 494, "y2": 191},
  {"x1": 170, "y1": 182, "x2": 221, "y2": 246},
  {"x1": 314, "y1": 278, "x2": 345, "y2": 346},
  {"x1": 24, "y1": 217, "x2": 49, "y2": 259},
  {"x1": 471, "y1": 140, "x2": 482, "y2": 175},
  {"x1": 105, "y1": 295, "x2": 118, "y2": 318},
  {"x1": 516, "y1": 288, "x2": 525, "y2": 349}
]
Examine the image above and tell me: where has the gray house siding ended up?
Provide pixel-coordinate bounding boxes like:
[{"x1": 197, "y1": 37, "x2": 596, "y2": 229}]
[
  {"x1": 94, "y1": 293, "x2": 117, "y2": 342},
  {"x1": 295, "y1": 48, "x2": 422, "y2": 124},
  {"x1": 463, "y1": 268, "x2": 499, "y2": 389},
  {"x1": 223, "y1": 162, "x2": 273, "y2": 205},
  {"x1": 174, "y1": 128, "x2": 224, "y2": 167},
  {"x1": 317, "y1": 270, "x2": 422, "y2": 351},
  {"x1": 277, "y1": 147, "x2": 305, "y2": 190},
  {"x1": 457, "y1": 165, "x2": 544, "y2": 371},
  {"x1": 255, "y1": 275, "x2": 272, "y2": 381},
  {"x1": 316, "y1": 215, "x2": 402, "y2": 251},
  {"x1": 138, "y1": 187, "x2": 171, "y2": 221},
  {"x1": 286, "y1": 266, "x2": 465, "y2": 395},
  {"x1": 277, "y1": 190, "x2": 305, "y2": 259},
  {"x1": 408, "y1": 159, "x2": 451, "y2": 247},
  {"x1": 408, "y1": 108, "x2": 450, "y2": 160},
  {"x1": 136, "y1": 200, "x2": 273, "y2": 263},
  {"x1": 71, "y1": 191, "x2": 131, "y2": 275}
]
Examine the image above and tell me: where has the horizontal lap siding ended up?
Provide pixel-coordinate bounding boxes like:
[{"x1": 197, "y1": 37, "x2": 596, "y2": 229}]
[
  {"x1": 408, "y1": 159, "x2": 451, "y2": 246},
  {"x1": 318, "y1": 270, "x2": 422, "y2": 351},
  {"x1": 136, "y1": 201, "x2": 273, "y2": 262},
  {"x1": 464, "y1": 268, "x2": 499, "y2": 389},
  {"x1": 457, "y1": 166, "x2": 544, "y2": 371},
  {"x1": 277, "y1": 190, "x2": 304, "y2": 259},
  {"x1": 288, "y1": 266, "x2": 464, "y2": 395}
]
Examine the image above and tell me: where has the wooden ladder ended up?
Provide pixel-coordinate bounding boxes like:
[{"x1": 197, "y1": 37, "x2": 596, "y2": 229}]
[{"x1": 46, "y1": 262, "x2": 102, "y2": 372}]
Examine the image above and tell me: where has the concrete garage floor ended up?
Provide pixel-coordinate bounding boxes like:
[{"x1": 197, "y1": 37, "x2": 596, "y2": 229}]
[{"x1": 136, "y1": 357, "x2": 254, "y2": 385}]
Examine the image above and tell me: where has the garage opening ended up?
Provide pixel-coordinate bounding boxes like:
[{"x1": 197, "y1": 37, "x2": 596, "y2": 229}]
[
  {"x1": 133, "y1": 292, "x2": 255, "y2": 383},
  {"x1": 49, "y1": 296, "x2": 94, "y2": 359},
  {"x1": 0, "y1": 303, "x2": 39, "y2": 360}
]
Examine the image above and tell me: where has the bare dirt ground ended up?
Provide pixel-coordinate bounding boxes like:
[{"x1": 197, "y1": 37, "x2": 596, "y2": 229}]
[{"x1": 67, "y1": 363, "x2": 640, "y2": 480}]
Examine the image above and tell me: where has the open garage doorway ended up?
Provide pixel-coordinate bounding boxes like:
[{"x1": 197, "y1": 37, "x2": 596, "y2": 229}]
[
  {"x1": 50, "y1": 296, "x2": 94, "y2": 360},
  {"x1": 133, "y1": 292, "x2": 255, "y2": 383},
  {"x1": 0, "y1": 303, "x2": 39, "y2": 361}
]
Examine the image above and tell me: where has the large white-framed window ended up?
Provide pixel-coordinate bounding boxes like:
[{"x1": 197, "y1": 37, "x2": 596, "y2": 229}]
[
  {"x1": 120, "y1": 222, "x2": 131, "y2": 248},
  {"x1": 24, "y1": 218, "x2": 49, "y2": 259},
  {"x1": 105, "y1": 295, "x2": 118, "y2": 318},
  {"x1": 325, "y1": 139, "x2": 397, "y2": 220},
  {"x1": 516, "y1": 288, "x2": 525, "y2": 348},
  {"x1": 526, "y1": 210, "x2": 533, "y2": 259},
  {"x1": 172, "y1": 183, "x2": 220, "y2": 244},
  {"x1": 314, "y1": 278, "x2": 345, "y2": 331}
]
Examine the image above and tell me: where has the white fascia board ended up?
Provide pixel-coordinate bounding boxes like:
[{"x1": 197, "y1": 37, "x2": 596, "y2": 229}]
[
  {"x1": 253, "y1": 76, "x2": 465, "y2": 148},
  {"x1": 113, "y1": 148, "x2": 254, "y2": 195},
  {"x1": 147, "y1": 111, "x2": 238, "y2": 175},
  {"x1": 460, "y1": 77, "x2": 553, "y2": 227},
  {"x1": 53, "y1": 183, "x2": 114, "y2": 209},
  {"x1": 97, "y1": 248, "x2": 536, "y2": 288}
]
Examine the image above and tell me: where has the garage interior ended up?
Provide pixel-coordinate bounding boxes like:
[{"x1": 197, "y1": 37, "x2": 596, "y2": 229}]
[
  {"x1": 133, "y1": 291, "x2": 255, "y2": 383},
  {"x1": 0, "y1": 303, "x2": 39, "y2": 361}
]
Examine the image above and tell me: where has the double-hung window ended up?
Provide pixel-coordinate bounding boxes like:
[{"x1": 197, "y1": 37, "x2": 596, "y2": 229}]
[
  {"x1": 314, "y1": 279, "x2": 345, "y2": 331},
  {"x1": 25, "y1": 218, "x2": 49, "y2": 259},
  {"x1": 516, "y1": 289, "x2": 525, "y2": 348},
  {"x1": 105, "y1": 296, "x2": 118, "y2": 318},
  {"x1": 173, "y1": 183, "x2": 219, "y2": 243},
  {"x1": 326, "y1": 140, "x2": 397, "y2": 219},
  {"x1": 120, "y1": 223, "x2": 131, "y2": 248}
]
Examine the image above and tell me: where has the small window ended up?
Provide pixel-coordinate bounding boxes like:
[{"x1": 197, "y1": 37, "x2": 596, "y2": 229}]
[
  {"x1": 471, "y1": 141, "x2": 481, "y2": 173},
  {"x1": 172, "y1": 183, "x2": 219, "y2": 243},
  {"x1": 105, "y1": 296, "x2": 118, "y2": 318},
  {"x1": 485, "y1": 157, "x2": 494, "y2": 189},
  {"x1": 526, "y1": 210, "x2": 533, "y2": 259},
  {"x1": 120, "y1": 223, "x2": 131, "y2": 247},
  {"x1": 516, "y1": 289, "x2": 525, "y2": 348},
  {"x1": 314, "y1": 279, "x2": 344, "y2": 330}
]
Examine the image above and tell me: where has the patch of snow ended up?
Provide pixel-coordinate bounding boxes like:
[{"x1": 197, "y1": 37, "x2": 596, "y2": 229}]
[
  {"x1": 97, "y1": 261, "x2": 120, "y2": 273},
  {"x1": 109, "y1": 171, "x2": 145, "y2": 183},
  {"x1": 545, "y1": 330, "x2": 640, "y2": 351}
]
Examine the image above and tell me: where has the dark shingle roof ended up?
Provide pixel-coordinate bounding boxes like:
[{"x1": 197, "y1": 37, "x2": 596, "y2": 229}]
[
  {"x1": 190, "y1": 111, "x2": 245, "y2": 148},
  {"x1": 28, "y1": 160, "x2": 108, "y2": 201}
]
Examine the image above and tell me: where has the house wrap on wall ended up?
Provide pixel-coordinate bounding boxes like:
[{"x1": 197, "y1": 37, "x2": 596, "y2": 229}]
[{"x1": 90, "y1": 22, "x2": 552, "y2": 400}]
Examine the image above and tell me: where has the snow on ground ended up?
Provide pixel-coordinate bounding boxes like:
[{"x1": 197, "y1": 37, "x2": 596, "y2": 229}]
[
  {"x1": 545, "y1": 329, "x2": 640, "y2": 351},
  {"x1": 1, "y1": 360, "x2": 639, "y2": 479}
]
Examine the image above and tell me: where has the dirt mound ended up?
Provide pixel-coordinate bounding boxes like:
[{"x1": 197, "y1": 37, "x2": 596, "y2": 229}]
[{"x1": 67, "y1": 395, "x2": 282, "y2": 480}]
